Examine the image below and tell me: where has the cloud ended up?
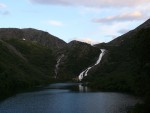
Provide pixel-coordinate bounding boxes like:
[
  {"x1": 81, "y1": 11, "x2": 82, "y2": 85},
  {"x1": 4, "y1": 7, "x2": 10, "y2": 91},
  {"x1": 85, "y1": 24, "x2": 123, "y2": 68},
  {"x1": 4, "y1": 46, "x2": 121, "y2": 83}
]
[
  {"x1": 78, "y1": 7, "x2": 101, "y2": 16},
  {"x1": 99, "y1": 22, "x2": 130, "y2": 33},
  {"x1": 0, "y1": 3, "x2": 10, "y2": 16},
  {"x1": 29, "y1": 0, "x2": 150, "y2": 8},
  {"x1": 2, "y1": 11, "x2": 10, "y2": 15},
  {"x1": 94, "y1": 21, "x2": 132, "y2": 42},
  {"x1": 48, "y1": 20, "x2": 63, "y2": 26},
  {"x1": 0, "y1": 3, "x2": 6, "y2": 8},
  {"x1": 92, "y1": 11, "x2": 145, "y2": 24},
  {"x1": 0, "y1": 10, "x2": 10, "y2": 16},
  {"x1": 71, "y1": 37, "x2": 100, "y2": 44}
]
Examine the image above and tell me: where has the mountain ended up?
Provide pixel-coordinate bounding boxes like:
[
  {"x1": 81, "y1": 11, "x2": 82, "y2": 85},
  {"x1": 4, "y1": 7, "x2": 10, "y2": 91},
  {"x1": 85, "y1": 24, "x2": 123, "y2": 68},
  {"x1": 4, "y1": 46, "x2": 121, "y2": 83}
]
[
  {"x1": 0, "y1": 19, "x2": 150, "y2": 112},
  {"x1": 87, "y1": 19, "x2": 150, "y2": 92},
  {"x1": 84, "y1": 19, "x2": 150, "y2": 112},
  {"x1": 0, "y1": 38, "x2": 57, "y2": 97},
  {"x1": 0, "y1": 28, "x2": 101, "y2": 98},
  {"x1": 0, "y1": 28, "x2": 63, "y2": 98},
  {"x1": 0, "y1": 28, "x2": 67, "y2": 50},
  {"x1": 55, "y1": 40, "x2": 100, "y2": 80}
]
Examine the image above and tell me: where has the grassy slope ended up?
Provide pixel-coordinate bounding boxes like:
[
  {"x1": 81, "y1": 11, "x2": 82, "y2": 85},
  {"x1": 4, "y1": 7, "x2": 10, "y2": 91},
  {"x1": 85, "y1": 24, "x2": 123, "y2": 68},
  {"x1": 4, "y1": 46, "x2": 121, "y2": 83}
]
[{"x1": 0, "y1": 38, "x2": 56, "y2": 99}]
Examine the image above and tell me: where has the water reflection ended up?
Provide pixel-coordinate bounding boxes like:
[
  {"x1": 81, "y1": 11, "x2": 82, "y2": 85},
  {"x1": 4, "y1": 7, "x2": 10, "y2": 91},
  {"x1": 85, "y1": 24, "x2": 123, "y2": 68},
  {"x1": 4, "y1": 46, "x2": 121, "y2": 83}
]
[
  {"x1": 44, "y1": 83, "x2": 91, "y2": 92},
  {"x1": 78, "y1": 84, "x2": 90, "y2": 92}
]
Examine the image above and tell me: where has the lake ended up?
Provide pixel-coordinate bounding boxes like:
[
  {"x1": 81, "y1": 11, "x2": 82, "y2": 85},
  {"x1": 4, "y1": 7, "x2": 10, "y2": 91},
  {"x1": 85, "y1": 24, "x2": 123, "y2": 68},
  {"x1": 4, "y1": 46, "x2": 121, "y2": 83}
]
[{"x1": 0, "y1": 83, "x2": 140, "y2": 113}]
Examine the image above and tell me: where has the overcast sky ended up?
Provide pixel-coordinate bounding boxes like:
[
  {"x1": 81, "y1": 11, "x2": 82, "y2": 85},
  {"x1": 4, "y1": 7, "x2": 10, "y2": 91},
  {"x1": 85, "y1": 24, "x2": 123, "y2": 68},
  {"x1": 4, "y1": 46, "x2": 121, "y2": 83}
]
[{"x1": 0, "y1": 0, "x2": 150, "y2": 44}]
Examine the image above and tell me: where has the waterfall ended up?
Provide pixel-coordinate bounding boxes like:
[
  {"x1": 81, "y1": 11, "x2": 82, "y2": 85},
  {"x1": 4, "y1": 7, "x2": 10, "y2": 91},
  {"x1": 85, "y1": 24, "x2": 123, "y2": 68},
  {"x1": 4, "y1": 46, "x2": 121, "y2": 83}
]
[
  {"x1": 78, "y1": 49, "x2": 105, "y2": 81},
  {"x1": 55, "y1": 54, "x2": 64, "y2": 78}
]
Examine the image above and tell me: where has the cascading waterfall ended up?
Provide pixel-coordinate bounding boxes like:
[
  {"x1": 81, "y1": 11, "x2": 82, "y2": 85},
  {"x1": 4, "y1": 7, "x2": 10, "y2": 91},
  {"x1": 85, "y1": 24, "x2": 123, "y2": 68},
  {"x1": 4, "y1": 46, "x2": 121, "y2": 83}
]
[
  {"x1": 78, "y1": 49, "x2": 105, "y2": 81},
  {"x1": 55, "y1": 54, "x2": 64, "y2": 78}
]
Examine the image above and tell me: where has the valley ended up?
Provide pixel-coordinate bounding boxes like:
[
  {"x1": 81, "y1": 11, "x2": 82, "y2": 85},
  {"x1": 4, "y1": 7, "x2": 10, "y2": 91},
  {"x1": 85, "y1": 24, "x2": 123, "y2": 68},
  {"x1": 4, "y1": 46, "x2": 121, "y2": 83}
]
[{"x1": 0, "y1": 19, "x2": 150, "y2": 113}]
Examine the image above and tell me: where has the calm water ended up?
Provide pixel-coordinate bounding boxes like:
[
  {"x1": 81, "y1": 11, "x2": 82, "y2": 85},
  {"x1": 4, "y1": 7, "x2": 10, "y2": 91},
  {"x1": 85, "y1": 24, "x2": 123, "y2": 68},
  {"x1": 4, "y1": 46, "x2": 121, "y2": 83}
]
[{"x1": 0, "y1": 83, "x2": 140, "y2": 113}]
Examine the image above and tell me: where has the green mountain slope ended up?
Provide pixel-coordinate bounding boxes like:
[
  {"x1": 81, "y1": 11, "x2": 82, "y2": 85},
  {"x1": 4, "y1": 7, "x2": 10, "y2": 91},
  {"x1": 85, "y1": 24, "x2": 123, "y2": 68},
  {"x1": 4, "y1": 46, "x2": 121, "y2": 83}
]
[{"x1": 0, "y1": 35, "x2": 56, "y2": 99}]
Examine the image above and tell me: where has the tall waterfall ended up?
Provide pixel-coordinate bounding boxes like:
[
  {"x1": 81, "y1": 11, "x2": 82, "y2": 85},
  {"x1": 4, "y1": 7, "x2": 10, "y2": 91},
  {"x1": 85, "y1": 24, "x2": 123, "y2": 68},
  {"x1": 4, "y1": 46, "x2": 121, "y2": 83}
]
[
  {"x1": 78, "y1": 49, "x2": 105, "y2": 81},
  {"x1": 55, "y1": 54, "x2": 64, "y2": 78}
]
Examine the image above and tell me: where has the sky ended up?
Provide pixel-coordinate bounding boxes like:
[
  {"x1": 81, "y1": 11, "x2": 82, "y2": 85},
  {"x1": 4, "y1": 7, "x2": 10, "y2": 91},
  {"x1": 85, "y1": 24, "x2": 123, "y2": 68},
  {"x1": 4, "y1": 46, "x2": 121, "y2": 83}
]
[{"x1": 0, "y1": 0, "x2": 150, "y2": 44}]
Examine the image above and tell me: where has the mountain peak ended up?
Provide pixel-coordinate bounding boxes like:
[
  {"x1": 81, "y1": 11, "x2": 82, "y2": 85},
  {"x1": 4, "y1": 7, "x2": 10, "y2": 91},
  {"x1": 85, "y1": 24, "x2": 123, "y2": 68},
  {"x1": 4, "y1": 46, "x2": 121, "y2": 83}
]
[{"x1": 0, "y1": 28, "x2": 67, "y2": 50}]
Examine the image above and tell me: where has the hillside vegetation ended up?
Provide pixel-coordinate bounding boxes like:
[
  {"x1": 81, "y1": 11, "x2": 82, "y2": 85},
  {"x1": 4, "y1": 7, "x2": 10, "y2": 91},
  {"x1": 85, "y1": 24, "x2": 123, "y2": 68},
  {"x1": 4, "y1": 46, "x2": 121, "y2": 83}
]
[
  {"x1": 56, "y1": 40, "x2": 100, "y2": 80},
  {"x1": 0, "y1": 38, "x2": 56, "y2": 99}
]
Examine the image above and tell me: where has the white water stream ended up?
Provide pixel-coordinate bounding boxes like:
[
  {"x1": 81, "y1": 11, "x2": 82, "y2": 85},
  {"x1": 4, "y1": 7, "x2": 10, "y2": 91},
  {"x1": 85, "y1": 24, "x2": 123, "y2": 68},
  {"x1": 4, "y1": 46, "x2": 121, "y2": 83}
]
[
  {"x1": 55, "y1": 54, "x2": 64, "y2": 78},
  {"x1": 78, "y1": 49, "x2": 105, "y2": 81}
]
